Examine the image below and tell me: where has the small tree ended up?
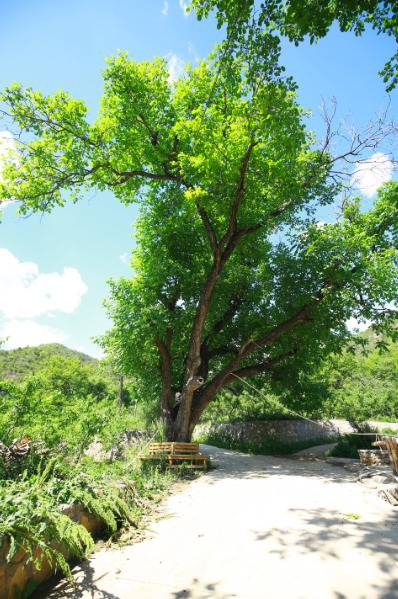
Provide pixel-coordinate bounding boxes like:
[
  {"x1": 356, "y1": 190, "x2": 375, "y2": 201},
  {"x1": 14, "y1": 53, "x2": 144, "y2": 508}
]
[{"x1": 1, "y1": 49, "x2": 397, "y2": 441}]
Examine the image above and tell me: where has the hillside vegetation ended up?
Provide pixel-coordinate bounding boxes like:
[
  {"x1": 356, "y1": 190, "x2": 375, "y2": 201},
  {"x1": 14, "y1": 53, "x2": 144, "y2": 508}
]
[{"x1": 0, "y1": 343, "x2": 95, "y2": 380}]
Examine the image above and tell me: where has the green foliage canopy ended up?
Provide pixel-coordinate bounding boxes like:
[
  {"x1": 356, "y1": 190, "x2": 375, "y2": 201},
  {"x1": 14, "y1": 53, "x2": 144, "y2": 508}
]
[
  {"x1": 192, "y1": 0, "x2": 398, "y2": 91},
  {"x1": 1, "y1": 48, "x2": 398, "y2": 438}
]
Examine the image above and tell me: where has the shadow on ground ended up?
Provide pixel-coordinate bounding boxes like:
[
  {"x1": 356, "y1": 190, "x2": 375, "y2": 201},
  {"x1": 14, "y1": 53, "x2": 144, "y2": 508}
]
[
  {"x1": 32, "y1": 563, "x2": 121, "y2": 599},
  {"x1": 38, "y1": 445, "x2": 398, "y2": 599},
  {"x1": 170, "y1": 578, "x2": 238, "y2": 598}
]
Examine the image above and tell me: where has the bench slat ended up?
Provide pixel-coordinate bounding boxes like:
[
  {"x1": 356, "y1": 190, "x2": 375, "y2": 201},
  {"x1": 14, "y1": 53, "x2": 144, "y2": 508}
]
[
  {"x1": 148, "y1": 442, "x2": 199, "y2": 449},
  {"x1": 140, "y1": 442, "x2": 208, "y2": 469}
]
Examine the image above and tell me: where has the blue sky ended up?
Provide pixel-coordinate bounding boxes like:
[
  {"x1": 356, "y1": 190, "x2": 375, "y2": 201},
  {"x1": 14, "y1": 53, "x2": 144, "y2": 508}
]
[{"x1": 0, "y1": 0, "x2": 396, "y2": 357}]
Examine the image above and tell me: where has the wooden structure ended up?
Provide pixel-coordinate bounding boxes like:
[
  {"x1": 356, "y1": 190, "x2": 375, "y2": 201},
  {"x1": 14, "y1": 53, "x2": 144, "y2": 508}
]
[
  {"x1": 372, "y1": 437, "x2": 398, "y2": 474},
  {"x1": 141, "y1": 442, "x2": 209, "y2": 469}
]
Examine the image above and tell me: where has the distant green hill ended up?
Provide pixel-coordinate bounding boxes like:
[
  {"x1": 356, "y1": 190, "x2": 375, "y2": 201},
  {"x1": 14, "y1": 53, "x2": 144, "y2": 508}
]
[{"x1": 0, "y1": 343, "x2": 97, "y2": 380}]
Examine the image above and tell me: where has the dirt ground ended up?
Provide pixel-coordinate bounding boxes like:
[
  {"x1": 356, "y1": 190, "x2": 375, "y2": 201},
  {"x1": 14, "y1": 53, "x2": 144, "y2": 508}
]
[{"x1": 44, "y1": 445, "x2": 398, "y2": 599}]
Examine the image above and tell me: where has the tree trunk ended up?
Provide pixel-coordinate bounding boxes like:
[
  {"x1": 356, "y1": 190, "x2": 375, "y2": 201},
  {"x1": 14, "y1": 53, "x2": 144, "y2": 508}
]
[
  {"x1": 164, "y1": 402, "x2": 193, "y2": 441},
  {"x1": 164, "y1": 419, "x2": 193, "y2": 442},
  {"x1": 163, "y1": 399, "x2": 197, "y2": 442},
  {"x1": 162, "y1": 380, "x2": 218, "y2": 442},
  {"x1": 118, "y1": 374, "x2": 124, "y2": 410}
]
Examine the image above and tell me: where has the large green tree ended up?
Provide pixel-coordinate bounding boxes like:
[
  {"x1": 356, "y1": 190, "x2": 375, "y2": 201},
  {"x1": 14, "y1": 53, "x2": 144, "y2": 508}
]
[
  {"x1": 1, "y1": 50, "x2": 397, "y2": 441},
  {"x1": 192, "y1": 0, "x2": 398, "y2": 91}
]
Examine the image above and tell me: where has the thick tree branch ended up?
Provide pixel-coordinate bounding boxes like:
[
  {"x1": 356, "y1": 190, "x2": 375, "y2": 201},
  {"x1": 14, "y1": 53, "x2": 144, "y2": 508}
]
[
  {"x1": 182, "y1": 143, "x2": 259, "y2": 386},
  {"x1": 205, "y1": 294, "x2": 243, "y2": 340},
  {"x1": 137, "y1": 113, "x2": 159, "y2": 146},
  {"x1": 196, "y1": 202, "x2": 219, "y2": 255},
  {"x1": 221, "y1": 224, "x2": 262, "y2": 263},
  {"x1": 220, "y1": 140, "x2": 258, "y2": 251},
  {"x1": 227, "y1": 350, "x2": 297, "y2": 381},
  {"x1": 190, "y1": 350, "x2": 297, "y2": 428},
  {"x1": 112, "y1": 169, "x2": 181, "y2": 185},
  {"x1": 189, "y1": 279, "x2": 335, "y2": 428}
]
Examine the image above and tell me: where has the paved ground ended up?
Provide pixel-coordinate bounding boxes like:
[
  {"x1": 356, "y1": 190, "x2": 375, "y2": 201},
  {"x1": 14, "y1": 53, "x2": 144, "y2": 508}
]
[
  {"x1": 44, "y1": 445, "x2": 398, "y2": 599},
  {"x1": 292, "y1": 442, "x2": 337, "y2": 458}
]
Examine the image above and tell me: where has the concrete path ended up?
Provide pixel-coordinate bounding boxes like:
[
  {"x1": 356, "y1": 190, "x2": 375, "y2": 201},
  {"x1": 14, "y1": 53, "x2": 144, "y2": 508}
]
[
  {"x1": 44, "y1": 445, "x2": 398, "y2": 599},
  {"x1": 292, "y1": 442, "x2": 337, "y2": 458}
]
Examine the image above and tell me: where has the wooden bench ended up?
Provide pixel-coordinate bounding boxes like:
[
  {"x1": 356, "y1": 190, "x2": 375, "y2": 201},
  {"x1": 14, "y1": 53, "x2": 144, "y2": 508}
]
[{"x1": 140, "y1": 442, "x2": 209, "y2": 469}]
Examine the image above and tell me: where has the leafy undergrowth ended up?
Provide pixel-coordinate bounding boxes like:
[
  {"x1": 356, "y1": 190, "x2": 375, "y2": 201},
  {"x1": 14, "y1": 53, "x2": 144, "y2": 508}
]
[
  {"x1": 195, "y1": 432, "x2": 333, "y2": 456},
  {"x1": 0, "y1": 446, "x2": 182, "y2": 585}
]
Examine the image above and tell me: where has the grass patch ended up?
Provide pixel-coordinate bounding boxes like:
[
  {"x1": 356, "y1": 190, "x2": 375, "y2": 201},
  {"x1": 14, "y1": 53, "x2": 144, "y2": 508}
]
[
  {"x1": 344, "y1": 512, "x2": 361, "y2": 520},
  {"x1": 377, "y1": 427, "x2": 398, "y2": 436}
]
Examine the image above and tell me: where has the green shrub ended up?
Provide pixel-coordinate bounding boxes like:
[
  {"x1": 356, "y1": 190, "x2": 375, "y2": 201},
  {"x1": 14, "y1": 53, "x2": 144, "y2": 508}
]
[
  {"x1": 0, "y1": 378, "x2": 145, "y2": 460},
  {"x1": 328, "y1": 433, "x2": 377, "y2": 459}
]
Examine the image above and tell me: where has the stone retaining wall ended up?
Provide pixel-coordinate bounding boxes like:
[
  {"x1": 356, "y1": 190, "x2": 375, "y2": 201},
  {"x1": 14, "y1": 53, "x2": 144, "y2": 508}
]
[
  {"x1": 0, "y1": 504, "x2": 103, "y2": 599},
  {"x1": 196, "y1": 419, "x2": 398, "y2": 445},
  {"x1": 359, "y1": 449, "x2": 391, "y2": 467}
]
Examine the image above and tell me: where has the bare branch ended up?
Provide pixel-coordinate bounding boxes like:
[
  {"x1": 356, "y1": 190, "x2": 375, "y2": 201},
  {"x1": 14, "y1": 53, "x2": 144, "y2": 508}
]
[{"x1": 318, "y1": 99, "x2": 398, "y2": 193}]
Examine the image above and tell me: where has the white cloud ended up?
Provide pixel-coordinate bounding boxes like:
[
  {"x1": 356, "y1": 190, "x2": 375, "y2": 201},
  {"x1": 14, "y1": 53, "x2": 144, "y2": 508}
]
[
  {"x1": 167, "y1": 53, "x2": 186, "y2": 83},
  {"x1": 352, "y1": 152, "x2": 394, "y2": 198},
  {"x1": 0, "y1": 248, "x2": 88, "y2": 319},
  {"x1": 346, "y1": 317, "x2": 371, "y2": 333},
  {"x1": 161, "y1": 0, "x2": 169, "y2": 15},
  {"x1": 0, "y1": 200, "x2": 16, "y2": 209},
  {"x1": 0, "y1": 319, "x2": 66, "y2": 349},
  {"x1": 179, "y1": 0, "x2": 189, "y2": 17}
]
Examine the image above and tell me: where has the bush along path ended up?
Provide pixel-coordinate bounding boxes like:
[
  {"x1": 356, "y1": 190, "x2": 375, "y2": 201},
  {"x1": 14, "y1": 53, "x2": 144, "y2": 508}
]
[
  {"x1": 0, "y1": 445, "x2": 182, "y2": 599},
  {"x1": 43, "y1": 445, "x2": 398, "y2": 599}
]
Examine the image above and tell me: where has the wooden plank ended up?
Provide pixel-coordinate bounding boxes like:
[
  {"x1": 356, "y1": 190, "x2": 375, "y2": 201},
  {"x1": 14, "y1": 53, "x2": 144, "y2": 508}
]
[
  {"x1": 171, "y1": 454, "x2": 207, "y2": 459},
  {"x1": 148, "y1": 442, "x2": 199, "y2": 450},
  {"x1": 148, "y1": 443, "x2": 173, "y2": 449},
  {"x1": 172, "y1": 443, "x2": 199, "y2": 449},
  {"x1": 148, "y1": 442, "x2": 198, "y2": 447},
  {"x1": 141, "y1": 442, "x2": 209, "y2": 470},
  {"x1": 168, "y1": 464, "x2": 207, "y2": 469},
  {"x1": 383, "y1": 437, "x2": 398, "y2": 474}
]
